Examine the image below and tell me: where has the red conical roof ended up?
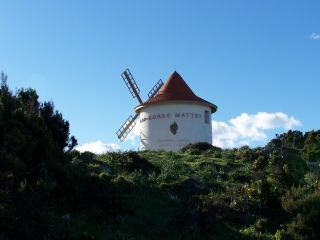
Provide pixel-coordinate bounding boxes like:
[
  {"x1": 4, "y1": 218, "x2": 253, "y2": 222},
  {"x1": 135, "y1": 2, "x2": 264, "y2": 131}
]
[{"x1": 135, "y1": 71, "x2": 217, "y2": 113}]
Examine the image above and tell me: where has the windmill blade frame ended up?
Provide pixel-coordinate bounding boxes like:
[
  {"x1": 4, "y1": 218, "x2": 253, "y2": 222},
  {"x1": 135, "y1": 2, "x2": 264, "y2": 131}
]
[
  {"x1": 116, "y1": 114, "x2": 139, "y2": 141},
  {"x1": 121, "y1": 69, "x2": 143, "y2": 104},
  {"x1": 147, "y1": 79, "x2": 164, "y2": 99}
]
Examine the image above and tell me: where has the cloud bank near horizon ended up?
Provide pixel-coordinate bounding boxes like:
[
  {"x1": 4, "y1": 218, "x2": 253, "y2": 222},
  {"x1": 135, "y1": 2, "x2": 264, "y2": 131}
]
[
  {"x1": 75, "y1": 141, "x2": 120, "y2": 154},
  {"x1": 212, "y1": 112, "x2": 301, "y2": 148}
]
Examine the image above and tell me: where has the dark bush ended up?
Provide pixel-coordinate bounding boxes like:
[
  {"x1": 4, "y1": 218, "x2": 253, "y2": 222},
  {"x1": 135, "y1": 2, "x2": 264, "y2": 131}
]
[
  {"x1": 105, "y1": 151, "x2": 160, "y2": 175},
  {"x1": 181, "y1": 142, "x2": 221, "y2": 153},
  {"x1": 282, "y1": 186, "x2": 320, "y2": 240}
]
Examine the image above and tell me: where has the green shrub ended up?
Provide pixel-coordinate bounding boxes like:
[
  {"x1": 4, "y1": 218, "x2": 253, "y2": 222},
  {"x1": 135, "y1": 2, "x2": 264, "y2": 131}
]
[
  {"x1": 240, "y1": 218, "x2": 274, "y2": 240},
  {"x1": 180, "y1": 142, "x2": 220, "y2": 154},
  {"x1": 282, "y1": 186, "x2": 320, "y2": 240},
  {"x1": 102, "y1": 151, "x2": 160, "y2": 175}
]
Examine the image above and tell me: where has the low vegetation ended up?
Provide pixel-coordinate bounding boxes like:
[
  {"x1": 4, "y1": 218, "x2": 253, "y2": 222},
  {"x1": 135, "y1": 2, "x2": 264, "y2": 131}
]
[{"x1": 1, "y1": 73, "x2": 320, "y2": 239}]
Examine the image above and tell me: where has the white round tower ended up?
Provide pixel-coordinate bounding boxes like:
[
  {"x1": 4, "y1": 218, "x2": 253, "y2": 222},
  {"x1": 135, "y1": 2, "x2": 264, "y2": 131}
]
[{"x1": 135, "y1": 72, "x2": 217, "y2": 151}]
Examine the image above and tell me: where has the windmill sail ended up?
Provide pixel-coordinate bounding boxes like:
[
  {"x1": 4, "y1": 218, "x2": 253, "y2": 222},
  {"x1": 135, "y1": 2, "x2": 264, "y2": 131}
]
[
  {"x1": 147, "y1": 79, "x2": 163, "y2": 99},
  {"x1": 121, "y1": 69, "x2": 143, "y2": 104},
  {"x1": 117, "y1": 69, "x2": 164, "y2": 142},
  {"x1": 116, "y1": 114, "x2": 139, "y2": 141}
]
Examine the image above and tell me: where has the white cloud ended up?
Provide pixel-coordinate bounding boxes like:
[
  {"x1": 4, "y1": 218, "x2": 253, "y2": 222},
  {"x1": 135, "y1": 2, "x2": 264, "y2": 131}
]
[
  {"x1": 310, "y1": 32, "x2": 320, "y2": 40},
  {"x1": 75, "y1": 141, "x2": 120, "y2": 154},
  {"x1": 212, "y1": 112, "x2": 301, "y2": 148}
]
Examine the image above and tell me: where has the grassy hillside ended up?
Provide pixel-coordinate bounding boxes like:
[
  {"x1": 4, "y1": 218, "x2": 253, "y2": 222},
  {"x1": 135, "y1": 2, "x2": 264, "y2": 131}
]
[{"x1": 53, "y1": 145, "x2": 317, "y2": 240}]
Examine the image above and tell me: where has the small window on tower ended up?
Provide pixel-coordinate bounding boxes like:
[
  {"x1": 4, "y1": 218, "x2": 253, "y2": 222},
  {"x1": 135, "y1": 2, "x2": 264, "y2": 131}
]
[{"x1": 204, "y1": 110, "x2": 210, "y2": 124}]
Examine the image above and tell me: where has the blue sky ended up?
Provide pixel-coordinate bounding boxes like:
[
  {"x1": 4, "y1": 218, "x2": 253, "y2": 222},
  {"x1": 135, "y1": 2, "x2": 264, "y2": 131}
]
[{"x1": 1, "y1": 0, "x2": 319, "y2": 151}]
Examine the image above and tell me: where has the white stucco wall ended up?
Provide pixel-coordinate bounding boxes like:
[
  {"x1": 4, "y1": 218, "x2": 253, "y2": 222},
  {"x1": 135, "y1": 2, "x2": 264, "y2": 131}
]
[{"x1": 139, "y1": 103, "x2": 212, "y2": 151}]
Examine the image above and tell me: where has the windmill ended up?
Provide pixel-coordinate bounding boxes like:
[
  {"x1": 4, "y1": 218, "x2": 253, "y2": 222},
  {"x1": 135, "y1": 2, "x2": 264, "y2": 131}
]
[{"x1": 116, "y1": 68, "x2": 164, "y2": 142}]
